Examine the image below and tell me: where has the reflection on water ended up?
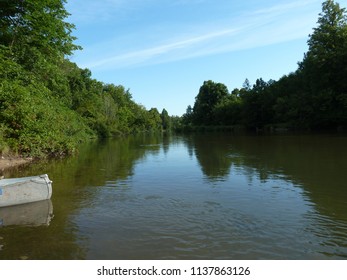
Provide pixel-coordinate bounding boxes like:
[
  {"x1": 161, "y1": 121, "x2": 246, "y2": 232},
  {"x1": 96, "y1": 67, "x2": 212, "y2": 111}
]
[
  {"x1": 0, "y1": 133, "x2": 347, "y2": 259},
  {"x1": 0, "y1": 200, "x2": 53, "y2": 227}
]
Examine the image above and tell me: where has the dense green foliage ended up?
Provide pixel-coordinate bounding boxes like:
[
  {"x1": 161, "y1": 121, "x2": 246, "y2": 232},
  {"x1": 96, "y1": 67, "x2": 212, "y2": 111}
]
[
  {"x1": 181, "y1": 0, "x2": 347, "y2": 131},
  {"x1": 0, "y1": 0, "x2": 166, "y2": 157},
  {"x1": 1, "y1": 0, "x2": 345, "y2": 157}
]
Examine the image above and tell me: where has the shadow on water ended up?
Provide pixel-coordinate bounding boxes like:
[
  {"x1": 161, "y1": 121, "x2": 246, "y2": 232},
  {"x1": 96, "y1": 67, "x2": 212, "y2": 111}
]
[
  {"x1": 0, "y1": 134, "x2": 166, "y2": 259},
  {"x1": 182, "y1": 132, "x2": 347, "y2": 258},
  {"x1": 183, "y1": 132, "x2": 347, "y2": 219},
  {"x1": 184, "y1": 134, "x2": 233, "y2": 180}
]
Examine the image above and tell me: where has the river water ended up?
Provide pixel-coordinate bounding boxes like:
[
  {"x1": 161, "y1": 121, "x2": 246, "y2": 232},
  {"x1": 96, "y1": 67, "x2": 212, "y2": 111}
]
[{"x1": 1, "y1": 133, "x2": 347, "y2": 259}]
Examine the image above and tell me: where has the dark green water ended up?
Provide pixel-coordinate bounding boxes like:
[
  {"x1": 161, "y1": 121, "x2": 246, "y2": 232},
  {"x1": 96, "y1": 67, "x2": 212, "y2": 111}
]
[{"x1": 1, "y1": 133, "x2": 347, "y2": 259}]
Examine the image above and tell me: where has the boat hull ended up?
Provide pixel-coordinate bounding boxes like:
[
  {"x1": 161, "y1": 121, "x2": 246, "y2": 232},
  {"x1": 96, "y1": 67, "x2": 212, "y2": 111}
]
[{"x1": 0, "y1": 174, "x2": 52, "y2": 207}]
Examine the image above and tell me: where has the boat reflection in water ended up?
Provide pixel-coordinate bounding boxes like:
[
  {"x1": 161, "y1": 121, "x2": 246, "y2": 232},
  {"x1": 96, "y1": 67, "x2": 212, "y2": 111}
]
[{"x1": 0, "y1": 200, "x2": 53, "y2": 227}]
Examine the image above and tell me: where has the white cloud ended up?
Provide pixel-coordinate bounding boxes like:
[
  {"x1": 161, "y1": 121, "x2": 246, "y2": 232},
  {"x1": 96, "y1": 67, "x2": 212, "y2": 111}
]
[
  {"x1": 72, "y1": 0, "x2": 321, "y2": 70},
  {"x1": 84, "y1": 28, "x2": 241, "y2": 68}
]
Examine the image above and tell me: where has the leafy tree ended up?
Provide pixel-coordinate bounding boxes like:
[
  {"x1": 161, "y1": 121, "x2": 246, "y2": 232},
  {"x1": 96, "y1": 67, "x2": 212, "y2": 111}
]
[
  {"x1": 0, "y1": 0, "x2": 166, "y2": 157},
  {"x1": 160, "y1": 109, "x2": 171, "y2": 131},
  {"x1": 213, "y1": 95, "x2": 242, "y2": 125},
  {"x1": 0, "y1": 0, "x2": 80, "y2": 62},
  {"x1": 307, "y1": 0, "x2": 347, "y2": 62},
  {"x1": 1, "y1": 0, "x2": 81, "y2": 105},
  {"x1": 182, "y1": 105, "x2": 193, "y2": 125},
  {"x1": 300, "y1": 0, "x2": 347, "y2": 127},
  {"x1": 193, "y1": 80, "x2": 229, "y2": 125},
  {"x1": 170, "y1": 115, "x2": 183, "y2": 131},
  {"x1": 147, "y1": 108, "x2": 162, "y2": 131},
  {"x1": 302, "y1": 0, "x2": 347, "y2": 87},
  {"x1": 182, "y1": 1, "x2": 347, "y2": 131},
  {"x1": 0, "y1": 77, "x2": 92, "y2": 157}
]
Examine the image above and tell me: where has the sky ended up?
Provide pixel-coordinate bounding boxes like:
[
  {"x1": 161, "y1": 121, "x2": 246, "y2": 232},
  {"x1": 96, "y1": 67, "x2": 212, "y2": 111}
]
[{"x1": 65, "y1": 0, "x2": 331, "y2": 116}]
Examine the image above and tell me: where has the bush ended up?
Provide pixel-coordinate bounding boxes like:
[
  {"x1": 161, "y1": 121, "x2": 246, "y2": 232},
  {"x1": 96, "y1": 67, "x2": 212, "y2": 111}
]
[{"x1": 0, "y1": 79, "x2": 94, "y2": 158}]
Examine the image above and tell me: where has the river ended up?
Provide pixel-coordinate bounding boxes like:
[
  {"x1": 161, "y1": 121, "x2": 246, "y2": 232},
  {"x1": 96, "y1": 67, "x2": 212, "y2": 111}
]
[{"x1": 1, "y1": 132, "x2": 347, "y2": 259}]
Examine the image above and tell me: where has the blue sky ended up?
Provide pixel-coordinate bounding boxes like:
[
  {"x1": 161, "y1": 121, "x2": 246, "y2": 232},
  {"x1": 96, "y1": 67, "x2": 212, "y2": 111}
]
[{"x1": 66, "y1": 0, "x2": 331, "y2": 116}]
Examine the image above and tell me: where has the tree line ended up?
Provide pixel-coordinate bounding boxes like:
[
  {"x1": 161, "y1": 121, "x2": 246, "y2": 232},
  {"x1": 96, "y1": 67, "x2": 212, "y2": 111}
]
[
  {"x1": 0, "y1": 0, "x2": 171, "y2": 158},
  {"x1": 180, "y1": 0, "x2": 347, "y2": 132},
  {"x1": 1, "y1": 0, "x2": 346, "y2": 157}
]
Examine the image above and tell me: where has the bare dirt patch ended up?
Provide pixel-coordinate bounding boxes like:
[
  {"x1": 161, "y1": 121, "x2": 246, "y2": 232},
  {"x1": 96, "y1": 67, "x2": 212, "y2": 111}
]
[{"x1": 0, "y1": 157, "x2": 33, "y2": 171}]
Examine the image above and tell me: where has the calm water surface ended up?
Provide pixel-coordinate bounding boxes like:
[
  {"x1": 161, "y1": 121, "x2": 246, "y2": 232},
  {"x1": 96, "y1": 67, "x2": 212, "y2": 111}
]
[{"x1": 1, "y1": 133, "x2": 347, "y2": 259}]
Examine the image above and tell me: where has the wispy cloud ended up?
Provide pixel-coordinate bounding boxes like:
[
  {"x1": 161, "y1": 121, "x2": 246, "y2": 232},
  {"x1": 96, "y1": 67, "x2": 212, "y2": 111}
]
[
  {"x1": 84, "y1": 28, "x2": 241, "y2": 68},
  {"x1": 70, "y1": 0, "x2": 321, "y2": 70}
]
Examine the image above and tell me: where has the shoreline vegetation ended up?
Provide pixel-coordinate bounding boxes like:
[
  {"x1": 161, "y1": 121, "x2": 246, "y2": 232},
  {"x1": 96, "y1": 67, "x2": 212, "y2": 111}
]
[
  {"x1": 1, "y1": 0, "x2": 346, "y2": 166},
  {"x1": 0, "y1": 0, "x2": 172, "y2": 161},
  {"x1": 179, "y1": 1, "x2": 347, "y2": 133}
]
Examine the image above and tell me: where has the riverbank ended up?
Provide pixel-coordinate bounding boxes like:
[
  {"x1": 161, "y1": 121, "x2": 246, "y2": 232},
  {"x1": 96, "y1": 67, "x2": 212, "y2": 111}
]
[{"x1": 0, "y1": 156, "x2": 33, "y2": 171}]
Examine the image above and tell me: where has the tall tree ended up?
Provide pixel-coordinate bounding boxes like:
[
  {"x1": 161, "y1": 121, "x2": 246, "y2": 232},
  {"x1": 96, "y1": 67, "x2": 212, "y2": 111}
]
[
  {"x1": 193, "y1": 80, "x2": 229, "y2": 125},
  {"x1": 301, "y1": 0, "x2": 347, "y2": 87},
  {"x1": 160, "y1": 109, "x2": 171, "y2": 131},
  {"x1": 0, "y1": 0, "x2": 80, "y2": 66},
  {"x1": 300, "y1": 0, "x2": 347, "y2": 126},
  {"x1": 147, "y1": 108, "x2": 162, "y2": 130},
  {"x1": 307, "y1": 0, "x2": 347, "y2": 62}
]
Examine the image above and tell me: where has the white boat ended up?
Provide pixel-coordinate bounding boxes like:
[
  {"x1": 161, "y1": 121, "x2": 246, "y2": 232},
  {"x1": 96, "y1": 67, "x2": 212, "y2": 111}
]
[{"x1": 0, "y1": 174, "x2": 52, "y2": 207}]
